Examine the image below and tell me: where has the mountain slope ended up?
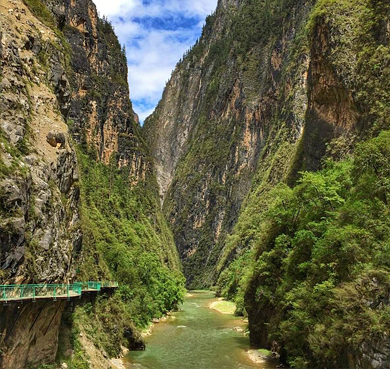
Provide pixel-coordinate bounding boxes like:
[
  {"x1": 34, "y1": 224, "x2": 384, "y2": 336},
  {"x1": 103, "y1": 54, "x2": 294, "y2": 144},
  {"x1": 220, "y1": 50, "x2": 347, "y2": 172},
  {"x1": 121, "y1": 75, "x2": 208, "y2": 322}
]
[
  {"x1": 145, "y1": 0, "x2": 390, "y2": 367},
  {"x1": 0, "y1": 0, "x2": 184, "y2": 367},
  {"x1": 144, "y1": 0, "x2": 327, "y2": 288}
]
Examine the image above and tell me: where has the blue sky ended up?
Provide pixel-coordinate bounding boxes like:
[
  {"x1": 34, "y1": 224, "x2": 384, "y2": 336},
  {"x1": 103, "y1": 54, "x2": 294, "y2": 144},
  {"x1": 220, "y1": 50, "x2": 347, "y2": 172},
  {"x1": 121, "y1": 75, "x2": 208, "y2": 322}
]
[{"x1": 93, "y1": 0, "x2": 218, "y2": 123}]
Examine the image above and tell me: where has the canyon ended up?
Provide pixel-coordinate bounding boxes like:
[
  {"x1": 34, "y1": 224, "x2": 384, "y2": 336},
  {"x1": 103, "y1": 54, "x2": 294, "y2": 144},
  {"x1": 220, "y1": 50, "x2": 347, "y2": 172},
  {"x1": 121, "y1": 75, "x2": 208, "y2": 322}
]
[{"x1": 1, "y1": 0, "x2": 390, "y2": 368}]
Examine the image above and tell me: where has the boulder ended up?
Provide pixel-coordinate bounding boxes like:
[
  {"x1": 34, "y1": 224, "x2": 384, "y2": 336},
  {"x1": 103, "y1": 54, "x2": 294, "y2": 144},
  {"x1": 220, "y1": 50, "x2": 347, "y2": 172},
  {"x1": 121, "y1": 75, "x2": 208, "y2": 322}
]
[{"x1": 46, "y1": 131, "x2": 66, "y2": 149}]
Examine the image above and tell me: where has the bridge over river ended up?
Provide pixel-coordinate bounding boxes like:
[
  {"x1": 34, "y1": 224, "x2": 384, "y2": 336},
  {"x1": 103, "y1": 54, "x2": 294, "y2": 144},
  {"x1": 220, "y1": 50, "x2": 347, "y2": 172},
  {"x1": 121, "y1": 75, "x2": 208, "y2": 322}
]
[{"x1": 0, "y1": 281, "x2": 118, "y2": 303}]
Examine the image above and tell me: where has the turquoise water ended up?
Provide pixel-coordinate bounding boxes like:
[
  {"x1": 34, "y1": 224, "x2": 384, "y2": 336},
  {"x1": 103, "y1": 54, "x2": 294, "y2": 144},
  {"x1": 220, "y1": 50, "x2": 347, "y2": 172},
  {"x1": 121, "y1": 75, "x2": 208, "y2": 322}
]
[{"x1": 125, "y1": 291, "x2": 278, "y2": 369}]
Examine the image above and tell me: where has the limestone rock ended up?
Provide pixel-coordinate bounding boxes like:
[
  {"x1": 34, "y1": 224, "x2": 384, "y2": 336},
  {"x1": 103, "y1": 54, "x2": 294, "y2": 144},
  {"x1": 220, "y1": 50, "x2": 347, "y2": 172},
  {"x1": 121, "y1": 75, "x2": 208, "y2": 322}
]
[
  {"x1": 46, "y1": 130, "x2": 66, "y2": 149},
  {"x1": 0, "y1": 0, "x2": 156, "y2": 367}
]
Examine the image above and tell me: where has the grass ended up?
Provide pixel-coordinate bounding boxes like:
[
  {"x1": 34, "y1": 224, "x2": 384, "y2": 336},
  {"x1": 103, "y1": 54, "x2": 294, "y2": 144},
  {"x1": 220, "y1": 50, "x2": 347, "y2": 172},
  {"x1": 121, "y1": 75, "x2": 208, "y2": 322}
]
[
  {"x1": 258, "y1": 349, "x2": 272, "y2": 357},
  {"x1": 22, "y1": 0, "x2": 56, "y2": 28}
]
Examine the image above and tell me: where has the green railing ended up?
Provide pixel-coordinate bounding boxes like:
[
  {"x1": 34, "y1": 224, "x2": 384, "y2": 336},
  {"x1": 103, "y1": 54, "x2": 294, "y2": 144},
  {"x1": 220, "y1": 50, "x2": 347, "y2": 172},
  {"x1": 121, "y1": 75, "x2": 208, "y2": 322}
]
[
  {"x1": 0, "y1": 283, "x2": 82, "y2": 302},
  {"x1": 101, "y1": 281, "x2": 119, "y2": 288},
  {"x1": 78, "y1": 281, "x2": 101, "y2": 291},
  {"x1": 79, "y1": 281, "x2": 118, "y2": 291},
  {"x1": 0, "y1": 281, "x2": 118, "y2": 303}
]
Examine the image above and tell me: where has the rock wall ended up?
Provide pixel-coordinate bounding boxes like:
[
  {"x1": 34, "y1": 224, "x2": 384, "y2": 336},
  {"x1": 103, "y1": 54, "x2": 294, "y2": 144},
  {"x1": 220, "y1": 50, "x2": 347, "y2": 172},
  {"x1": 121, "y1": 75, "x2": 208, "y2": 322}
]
[
  {"x1": 37, "y1": 0, "x2": 147, "y2": 178},
  {"x1": 0, "y1": 0, "x2": 175, "y2": 367},
  {"x1": 145, "y1": 0, "x2": 390, "y2": 366},
  {"x1": 144, "y1": 0, "x2": 325, "y2": 287},
  {"x1": 0, "y1": 0, "x2": 82, "y2": 366},
  {"x1": 0, "y1": 0, "x2": 81, "y2": 286},
  {"x1": 0, "y1": 301, "x2": 66, "y2": 369}
]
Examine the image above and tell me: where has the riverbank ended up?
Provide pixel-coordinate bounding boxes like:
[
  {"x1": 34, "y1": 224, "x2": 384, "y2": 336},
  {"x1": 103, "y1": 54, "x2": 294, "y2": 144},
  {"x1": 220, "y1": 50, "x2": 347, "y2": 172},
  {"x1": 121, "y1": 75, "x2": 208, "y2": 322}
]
[
  {"x1": 207, "y1": 296, "x2": 280, "y2": 368},
  {"x1": 110, "y1": 358, "x2": 127, "y2": 369},
  {"x1": 142, "y1": 311, "x2": 176, "y2": 337},
  {"x1": 107, "y1": 311, "x2": 176, "y2": 368},
  {"x1": 126, "y1": 290, "x2": 278, "y2": 368},
  {"x1": 209, "y1": 297, "x2": 236, "y2": 315},
  {"x1": 247, "y1": 349, "x2": 273, "y2": 364}
]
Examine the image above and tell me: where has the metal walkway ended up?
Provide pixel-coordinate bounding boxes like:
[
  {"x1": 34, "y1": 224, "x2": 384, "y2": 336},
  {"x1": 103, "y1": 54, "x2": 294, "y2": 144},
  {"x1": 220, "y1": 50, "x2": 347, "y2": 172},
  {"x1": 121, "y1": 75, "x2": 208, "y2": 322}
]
[{"x1": 0, "y1": 281, "x2": 118, "y2": 303}]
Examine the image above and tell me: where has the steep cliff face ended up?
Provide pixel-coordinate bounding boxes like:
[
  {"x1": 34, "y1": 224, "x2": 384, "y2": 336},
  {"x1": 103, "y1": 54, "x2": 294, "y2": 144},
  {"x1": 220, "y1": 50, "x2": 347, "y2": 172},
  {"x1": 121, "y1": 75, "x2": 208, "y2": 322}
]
[
  {"x1": 144, "y1": 0, "x2": 387, "y2": 282},
  {"x1": 146, "y1": 0, "x2": 390, "y2": 367},
  {"x1": 0, "y1": 301, "x2": 67, "y2": 368},
  {"x1": 0, "y1": 1, "x2": 81, "y2": 366},
  {"x1": 0, "y1": 0, "x2": 81, "y2": 288},
  {"x1": 42, "y1": 0, "x2": 145, "y2": 174},
  {"x1": 144, "y1": 0, "x2": 326, "y2": 287},
  {"x1": 241, "y1": 1, "x2": 390, "y2": 368},
  {"x1": 0, "y1": 0, "x2": 184, "y2": 367}
]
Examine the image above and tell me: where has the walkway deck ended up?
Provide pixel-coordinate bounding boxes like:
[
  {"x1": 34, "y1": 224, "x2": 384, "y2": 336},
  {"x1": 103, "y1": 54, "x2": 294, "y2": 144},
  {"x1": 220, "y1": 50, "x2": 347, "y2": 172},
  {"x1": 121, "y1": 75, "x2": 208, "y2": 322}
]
[{"x1": 0, "y1": 281, "x2": 118, "y2": 303}]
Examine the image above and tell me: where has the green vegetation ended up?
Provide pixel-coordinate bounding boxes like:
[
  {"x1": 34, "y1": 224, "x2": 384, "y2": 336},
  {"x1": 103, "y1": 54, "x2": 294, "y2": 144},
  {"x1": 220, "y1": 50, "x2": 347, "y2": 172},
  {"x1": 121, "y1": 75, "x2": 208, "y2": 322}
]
[
  {"x1": 217, "y1": 250, "x2": 254, "y2": 315},
  {"x1": 97, "y1": 17, "x2": 129, "y2": 87},
  {"x1": 258, "y1": 349, "x2": 272, "y2": 357},
  {"x1": 56, "y1": 309, "x2": 91, "y2": 369},
  {"x1": 231, "y1": 0, "x2": 297, "y2": 58},
  {"x1": 74, "y1": 148, "x2": 185, "y2": 355},
  {"x1": 57, "y1": 296, "x2": 143, "y2": 364},
  {"x1": 213, "y1": 0, "x2": 390, "y2": 365},
  {"x1": 307, "y1": 0, "x2": 390, "y2": 136},
  {"x1": 216, "y1": 130, "x2": 301, "y2": 311},
  {"x1": 22, "y1": 0, "x2": 57, "y2": 29},
  {"x1": 220, "y1": 131, "x2": 390, "y2": 368}
]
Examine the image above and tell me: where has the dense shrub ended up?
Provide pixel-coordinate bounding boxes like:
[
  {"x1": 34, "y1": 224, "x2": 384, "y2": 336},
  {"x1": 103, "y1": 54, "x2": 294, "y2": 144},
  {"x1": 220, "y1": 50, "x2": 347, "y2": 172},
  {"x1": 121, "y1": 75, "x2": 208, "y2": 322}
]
[{"x1": 220, "y1": 131, "x2": 390, "y2": 367}]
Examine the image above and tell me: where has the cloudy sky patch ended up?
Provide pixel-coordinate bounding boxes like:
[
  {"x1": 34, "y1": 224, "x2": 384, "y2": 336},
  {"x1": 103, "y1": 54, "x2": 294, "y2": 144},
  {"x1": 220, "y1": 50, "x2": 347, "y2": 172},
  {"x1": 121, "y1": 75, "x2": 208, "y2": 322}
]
[{"x1": 93, "y1": 0, "x2": 218, "y2": 122}]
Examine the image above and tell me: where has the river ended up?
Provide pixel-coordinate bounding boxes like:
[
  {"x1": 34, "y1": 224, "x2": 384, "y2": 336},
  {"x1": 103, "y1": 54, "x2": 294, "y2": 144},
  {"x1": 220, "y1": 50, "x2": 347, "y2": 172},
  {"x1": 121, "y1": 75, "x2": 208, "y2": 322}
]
[{"x1": 125, "y1": 291, "x2": 279, "y2": 369}]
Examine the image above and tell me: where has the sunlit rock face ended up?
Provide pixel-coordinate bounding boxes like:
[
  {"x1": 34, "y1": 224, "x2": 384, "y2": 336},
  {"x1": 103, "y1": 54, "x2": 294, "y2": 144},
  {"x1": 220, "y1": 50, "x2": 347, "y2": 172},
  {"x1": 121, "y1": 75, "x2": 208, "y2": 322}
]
[
  {"x1": 144, "y1": 0, "x2": 390, "y2": 367},
  {"x1": 42, "y1": 0, "x2": 148, "y2": 176},
  {"x1": 144, "y1": 0, "x2": 358, "y2": 288},
  {"x1": 0, "y1": 0, "x2": 154, "y2": 366},
  {"x1": 0, "y1": 0, "x2": 81, "y2": 290},
  {"x1": 0, "y1": 1, "x2": 81, "y2": 365}
]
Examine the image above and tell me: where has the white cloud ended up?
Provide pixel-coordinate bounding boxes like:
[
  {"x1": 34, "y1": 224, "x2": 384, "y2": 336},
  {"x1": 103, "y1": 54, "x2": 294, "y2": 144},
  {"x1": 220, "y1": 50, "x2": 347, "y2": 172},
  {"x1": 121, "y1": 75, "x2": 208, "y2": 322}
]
[
  {"x1": 137, "y1": 106, "x2": 157, "y2": 122},
  {"x1": 94, "y1": 0, "x2": 216, "y2": 19},
  {"x1": 93, "y1": 0, "x2": 138, "y2": 17},
  {"x1": 93, "y1": 0, "x2": 218, "y2": 123}
]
